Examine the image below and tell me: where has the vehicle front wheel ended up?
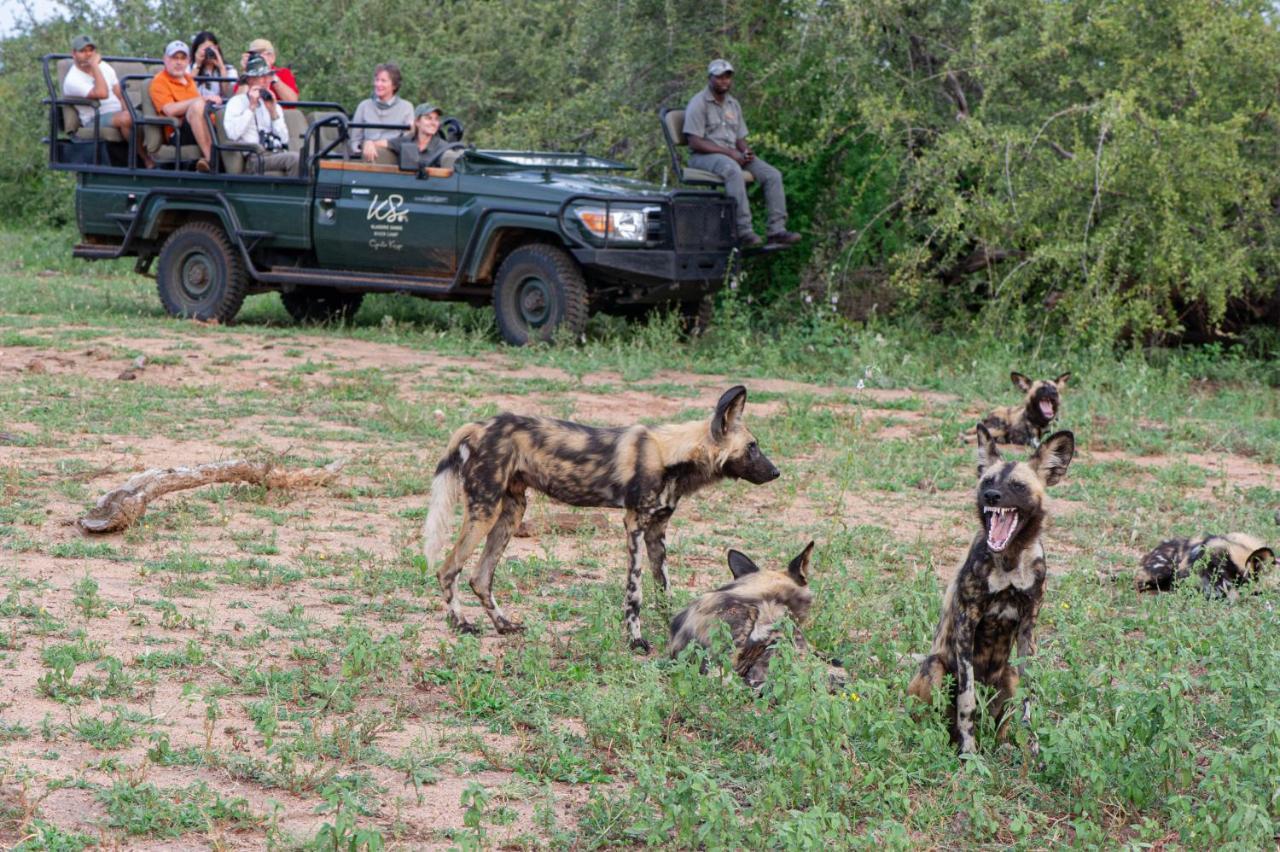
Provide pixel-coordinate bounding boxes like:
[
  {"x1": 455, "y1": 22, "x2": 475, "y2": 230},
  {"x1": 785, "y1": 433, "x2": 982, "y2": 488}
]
[
  {"x1": 492, "y1": 244, "x2": 588, "y2": 346},
  {"x1": 155, "y1": 222, "x2": 247, "y2": 323},
  {"x1": 280, "y1": 288, "x2": 364, "y2": 324}
]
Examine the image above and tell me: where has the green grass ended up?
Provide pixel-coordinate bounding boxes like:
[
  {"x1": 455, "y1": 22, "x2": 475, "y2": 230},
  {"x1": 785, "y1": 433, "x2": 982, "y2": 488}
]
[{"x1": 1, "y1": 225, "x2": 1279, "y2": 846}]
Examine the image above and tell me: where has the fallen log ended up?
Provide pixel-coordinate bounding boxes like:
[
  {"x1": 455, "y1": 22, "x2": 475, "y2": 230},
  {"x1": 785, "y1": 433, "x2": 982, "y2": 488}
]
[{"x1": 78, "y1": 458, "x2": 345, "y2": 534}]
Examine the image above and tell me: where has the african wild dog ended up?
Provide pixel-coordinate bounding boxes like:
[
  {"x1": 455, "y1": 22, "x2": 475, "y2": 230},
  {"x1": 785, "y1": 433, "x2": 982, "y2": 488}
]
[
  {"x1": 422, "y1": 386, "x2": 779, "y2": 651},
  {"x1": 1136, "y1": 534, "x2": 1275, "y2": 600},
  {"x1": 979, "y1": 372, "x2": 1071, "y2": 446},
  {"x1": 908, "y1": 423, "x2": 1074, "y2": 754},
  {"x1": 669, "y1": 542, "x2": 817, "y2": 688}
]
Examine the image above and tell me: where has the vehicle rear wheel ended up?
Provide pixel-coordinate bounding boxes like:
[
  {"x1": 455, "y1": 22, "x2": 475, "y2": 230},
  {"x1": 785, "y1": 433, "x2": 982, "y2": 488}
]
[
  {"x1": 492, "y1": 244, "x2": 588, "y2": 345},
  {"x1": 280, "y1": 288, "x2": 365, "y2": 324},
  {"x1": 155, "y1": 222, "x2": 247, "y2": 323}
]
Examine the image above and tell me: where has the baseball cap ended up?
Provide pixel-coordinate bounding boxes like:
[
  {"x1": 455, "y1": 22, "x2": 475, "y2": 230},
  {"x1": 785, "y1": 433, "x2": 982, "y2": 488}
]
[
  {"x1": 414, "y1": 102, "x2": 442, "y2": 118},
  {"x1": 71, "y1": 34, "x2": 95, "y2": 52},
  {"x1": 707, "y1": 58, "x2": 734, "y2": 76},
  {"x1": 247, "y1": 38, "x2": 275, "y2": 54},
  {"x1": 244, "y1": 54, "x2": 272, "y2": 77},
  {"x1": 164, "y1": 40, "x2": 189, "y2": 58}
]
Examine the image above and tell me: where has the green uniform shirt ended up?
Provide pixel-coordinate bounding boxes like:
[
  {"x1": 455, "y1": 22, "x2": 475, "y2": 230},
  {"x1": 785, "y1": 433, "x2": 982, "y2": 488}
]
[
  {"x1": 387, "y1": 132, "x2": 448, "y2": 170},
  {"x1": 682, "y1": 86, "x2": 748, "y2": 149}
]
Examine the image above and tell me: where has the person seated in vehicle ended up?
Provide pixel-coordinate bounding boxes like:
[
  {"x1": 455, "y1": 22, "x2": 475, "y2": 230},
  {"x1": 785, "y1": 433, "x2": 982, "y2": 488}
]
[
  {"x1": 223, "y1": 54, "x2": 299, "y2": 175},
  {"x1": 386, "y1": 102, "x2": 450, "y2": 171},
  {"x1": 235, "y1": 39, "x2": 299, "y2": 104},
  {"x1": 190, "y1": 31, "x2": 237, "y2": 99},
  {"x1": 149, "y1": 39, "x2": 219, "y2": 172},
  {"x1": 62, "y1": 34, "x2": 154, "y2": 168},
  {"x1": 683, "y1": 58, "x2": 800, "y2": 248},
  {"x1": 351, "y1": 63, "x2": 414, "y2": 161}
]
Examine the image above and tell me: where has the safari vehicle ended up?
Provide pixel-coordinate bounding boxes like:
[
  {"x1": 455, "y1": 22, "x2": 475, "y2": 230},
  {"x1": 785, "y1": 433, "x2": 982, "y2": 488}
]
[{"x1": 41, "y1": 53, "x2": 741, "y2": 344}]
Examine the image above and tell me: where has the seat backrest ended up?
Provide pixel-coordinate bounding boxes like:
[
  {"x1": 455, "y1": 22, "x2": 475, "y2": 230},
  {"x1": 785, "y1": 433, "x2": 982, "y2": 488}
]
[
  {"x1": 283, "y1": 109, "x2": 308, "y2": 153},
  {"x1": 308, "y1": 111, "x2": 347, "y2": 158},
  {"x1": 206, "y1": 105, "x2": 244, "y2": 174},
  {"x1": 55, "y1": 59, "x2": 80, "y2": 134},
  {"x1": 663, "y1": 108, "x2": 688, "y2": 147}
]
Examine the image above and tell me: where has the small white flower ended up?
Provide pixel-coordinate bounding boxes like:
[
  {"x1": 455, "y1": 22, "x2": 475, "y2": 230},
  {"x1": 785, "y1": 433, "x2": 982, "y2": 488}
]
[
  {"x1": 856, "y1": 379, "x2": 865, "y2": 390},
  {"x1": 803, "y1": 293, "x2": 813, "y2": 304}
]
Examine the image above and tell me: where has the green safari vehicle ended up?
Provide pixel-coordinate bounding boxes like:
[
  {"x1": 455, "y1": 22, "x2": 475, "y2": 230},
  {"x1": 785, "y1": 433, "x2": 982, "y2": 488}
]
[{"x1": 43, "y1": 53, "x2": 740, "y2": 344}]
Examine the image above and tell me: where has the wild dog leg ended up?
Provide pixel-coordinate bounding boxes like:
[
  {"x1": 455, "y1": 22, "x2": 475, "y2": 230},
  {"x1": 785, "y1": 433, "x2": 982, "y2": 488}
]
[
  {"x1": 469, "y1": 487, "x2": 528, "y2": 634},
  {"x1": 949, "y1": 610, "x2": 979, "y2": 754},
  {"x1": 643, "y1": 510, "x2": 672, "y2": 599},
  {"x1": 1015, "y1": 611, "x2": 1040, "y2": 756},
  {"x1": 438, "y1": 510, "x2": 498, "y2": 635},
  {"x1": 623, "y1": 510, "x2": 650, "y2": 653}
]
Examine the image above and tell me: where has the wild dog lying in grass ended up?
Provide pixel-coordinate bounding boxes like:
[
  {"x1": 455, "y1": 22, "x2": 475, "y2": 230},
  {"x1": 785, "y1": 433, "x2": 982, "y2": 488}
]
[
  {"x1": 1136, "y1": 534, "x2": 1275, "y2": 600},
  {"x1": 908, "y1": 424, "x2": 1074, "y2": 754},
  {"x1": 669, "y1": 542, "x2": 817, "y2": 688},
  {"x1": 979, "y1": 371, "x2": 1070, "y2": 447},
  {"x1": 422, "y1": 386, "x2": 779, "y2": 652}
]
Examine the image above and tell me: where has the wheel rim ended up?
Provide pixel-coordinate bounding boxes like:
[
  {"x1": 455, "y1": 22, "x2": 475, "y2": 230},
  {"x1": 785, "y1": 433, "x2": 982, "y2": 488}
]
[
  {"x1": 178, "y1": 251, "x2": 217, "y2": 301},
  {"x1": 516, "y1": 276, "x2": 552, "y2": 328}
]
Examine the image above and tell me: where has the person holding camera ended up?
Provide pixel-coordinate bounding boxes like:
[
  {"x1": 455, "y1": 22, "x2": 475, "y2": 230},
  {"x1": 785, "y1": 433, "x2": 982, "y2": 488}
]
[
  {"x1": 386, "y1": 103, "x2": 450, "y2": 171},
  {"x1": 351, "y1": 63, "x2": 413, "y2": 161},
  {"x1": 190, "y1": 31, "x2": 236, "y2": 99},
  {"x1": 222, "y1": 53, "x2": 298, "y2": 175},
  {"x1": 235, "y1": 39, "x2": 298, "y2": 104}
]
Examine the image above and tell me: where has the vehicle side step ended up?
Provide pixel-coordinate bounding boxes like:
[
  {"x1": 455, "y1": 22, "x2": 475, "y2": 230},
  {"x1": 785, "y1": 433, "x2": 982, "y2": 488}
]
[
  {"x1": 264, "y1": 266, "x2": 454, "y2": 295},
  {"x1": 73, "y1": 243, "x2": 124, "y2": 259}
]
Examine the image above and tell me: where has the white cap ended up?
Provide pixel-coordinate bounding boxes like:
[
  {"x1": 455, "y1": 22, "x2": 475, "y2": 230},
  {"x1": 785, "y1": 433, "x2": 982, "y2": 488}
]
[
  {"x1": 708, "y1": 58, "x2": 734, "y2": 76},
  {"x1": 164, "y1": 40, "x2": 189, "y2": 58}
]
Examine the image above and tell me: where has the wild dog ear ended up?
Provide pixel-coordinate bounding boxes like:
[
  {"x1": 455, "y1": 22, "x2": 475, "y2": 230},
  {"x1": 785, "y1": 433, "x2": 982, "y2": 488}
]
[
  {"x1": 1030, "y1": 430, "x2": 1075, "y2": 486},
  {"x1": 975, "y1": 423, "x2": 1001, "y2": 475},
  {"x1": 786, "y1": 541, "x2": 815, "y2": 586},
  {"x1": 711, "y1": 385, "x2": 747, "y2": 441},
  {"x1": 1054, "y1": 372, "x2": 1071, "y2": 388},
  {"x1": 1010, "y1": 372, "x2": 1032, "y2": 392},
  {"x1": 726, "y1": 549, "x2": 760, "y2": 579},
  {"x1": 1247, "y1": 547, "x2": 1276, "y2": 577}
]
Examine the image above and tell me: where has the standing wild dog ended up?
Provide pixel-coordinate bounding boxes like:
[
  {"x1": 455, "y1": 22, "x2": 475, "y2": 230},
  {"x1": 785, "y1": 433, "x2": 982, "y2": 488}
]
[
  {"x1": 1136, "y1": 534, "x2": 1275, "y2": 600},
  {"x1": 979, "y1": 371, "x2": 1071, "y2": 446},
  {"x1": 669, "y1": 542, "x2": 816, "y2": 688},
  {"x1": 908, "y1": 424, "x2": 1075, "y2": 754},
  {"x1": 422, "y1": 386, "x2": 779, "y2": 651}
]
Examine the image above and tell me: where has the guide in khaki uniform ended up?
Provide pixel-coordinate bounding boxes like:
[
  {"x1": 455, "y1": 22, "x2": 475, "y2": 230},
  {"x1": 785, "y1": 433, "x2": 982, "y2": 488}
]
[{"x1": 683, "y1": 58, "x2": 800, "y2": 248}]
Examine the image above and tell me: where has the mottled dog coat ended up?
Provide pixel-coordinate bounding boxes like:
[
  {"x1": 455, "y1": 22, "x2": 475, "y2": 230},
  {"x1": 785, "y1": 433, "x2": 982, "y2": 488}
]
[
  {"x1": 422, "y1": 386, "x2": 779, "y2": 651},
  {"x1": 1137, "y1": 533, "x2": 1274, "y2": 600},
  {"x1": 669, "y1": 542, "x2": 814, "y2": 688},
  {"x1": 908, "y1": 424, "x2": 1074, "y2": 754},
  {"x1": 980, "y1": 372, "x2": 1070, "y2": 446}
]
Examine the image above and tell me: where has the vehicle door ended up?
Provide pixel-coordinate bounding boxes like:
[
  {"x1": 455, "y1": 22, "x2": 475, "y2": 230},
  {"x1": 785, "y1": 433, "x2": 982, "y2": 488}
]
[{"x1": 313, "y1": 161, "x2": 460, "y2": 278}]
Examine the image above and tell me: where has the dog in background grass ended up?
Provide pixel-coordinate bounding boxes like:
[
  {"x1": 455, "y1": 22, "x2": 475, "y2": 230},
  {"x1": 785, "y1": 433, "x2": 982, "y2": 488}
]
[
  {"x1": 422, "y1": 386, "x2": 779, "y2": 652},
  {"x1": 908, "y1": 423, "x2": 1074, "y2": 754},
  {"x1": 669, "y1": 542, "x2": 821, "y2": 688},
  {"x1": 979, "y1": 372, "x2": 1070, "y2": 447},
  {"x1": 1136, "y1": 534, "x2": 1275, "y2": 600}
]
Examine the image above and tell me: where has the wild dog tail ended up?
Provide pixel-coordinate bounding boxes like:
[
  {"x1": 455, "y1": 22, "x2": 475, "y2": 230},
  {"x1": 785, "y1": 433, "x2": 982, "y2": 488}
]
[{"x1": 422, "y1": 422, "x2": 484, "y2": 569}]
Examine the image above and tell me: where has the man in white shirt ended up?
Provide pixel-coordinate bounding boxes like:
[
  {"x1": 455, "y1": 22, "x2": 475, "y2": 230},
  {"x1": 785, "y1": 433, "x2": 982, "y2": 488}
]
[
  {"x1": 221, "y1": 54, "x2": 298, "y2": 175},
  {"x1": 61, "y1": 34, "x2": 152, "y2": 167}
]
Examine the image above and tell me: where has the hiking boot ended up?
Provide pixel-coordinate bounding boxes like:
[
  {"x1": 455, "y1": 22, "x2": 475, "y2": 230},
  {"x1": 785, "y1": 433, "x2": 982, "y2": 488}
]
[
  {"x1": 739, "y1": 231, "x2": 764, "y2": 248},
  {"x1": 767, "y1": 230, "x2": 802, "y2": 246}
]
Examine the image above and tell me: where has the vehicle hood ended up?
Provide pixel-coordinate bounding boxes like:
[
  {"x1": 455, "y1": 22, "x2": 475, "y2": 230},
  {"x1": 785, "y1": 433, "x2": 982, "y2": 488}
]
[{"x1": 464, "y1": 169, "x2": 678, "y2": 201}]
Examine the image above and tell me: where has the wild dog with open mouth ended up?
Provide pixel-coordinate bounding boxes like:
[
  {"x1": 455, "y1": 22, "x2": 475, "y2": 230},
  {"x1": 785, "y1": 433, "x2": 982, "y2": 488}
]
[
  {"x1": 908, "y1": 423, "x2": 1074, "y2": 754},
  {"x1": 669, "y1": 542, "x2": 818, "y2": 688},
  {"x1": 979, "y1": 372, "x2": 1070, "y2": 447},
  {"x1": 1136, "y1": 534, "x2": 1275, "y2": 600},
  {"x1": 422, "y1": 386, "x2": 779, "y2": 652}
]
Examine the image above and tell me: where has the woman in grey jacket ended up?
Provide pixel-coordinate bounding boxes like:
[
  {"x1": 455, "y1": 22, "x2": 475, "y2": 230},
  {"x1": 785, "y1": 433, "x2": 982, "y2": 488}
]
[{"x1": 351, "y1": 63, "x2": 414, "y2": 161}]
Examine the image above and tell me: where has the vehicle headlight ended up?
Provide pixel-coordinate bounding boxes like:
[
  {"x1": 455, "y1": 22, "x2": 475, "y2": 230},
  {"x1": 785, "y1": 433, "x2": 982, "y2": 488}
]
[{"x1": 570, "y1": 205, "x2": 652, "y2": 244}]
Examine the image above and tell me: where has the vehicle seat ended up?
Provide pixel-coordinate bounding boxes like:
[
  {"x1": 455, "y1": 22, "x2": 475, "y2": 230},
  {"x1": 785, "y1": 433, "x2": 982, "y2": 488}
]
[
  {"x1": 659, "y1": 107, "x2": 753, "y2": 187},
  {"x1": 308, "y1": 111, "x2": 348, "y2": 159},
  {"x1": 134, "y1": 72, "x2": 200, "y2": 168},
  {"x1": 283, "y1": 108, "x2": 308, "y2": 153}
]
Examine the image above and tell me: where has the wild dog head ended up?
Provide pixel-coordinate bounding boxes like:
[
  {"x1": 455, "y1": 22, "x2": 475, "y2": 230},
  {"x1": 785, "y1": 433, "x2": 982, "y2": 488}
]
[
  {"x1": 710, "y1": 386, "x2": 780, "y2": 485},
  {"x1": 669, "y1": 541, "x2": 814, "y2": 688},
  {"x1": 974, "y1": 424, "x2": 1075, "y2": 554},
  {"x1": 1011, "y1": 371, "x2": 1070, "y2": 429},
  {"x1": 1192, "y1": 534, "x2": 1275, "y2": 599}
]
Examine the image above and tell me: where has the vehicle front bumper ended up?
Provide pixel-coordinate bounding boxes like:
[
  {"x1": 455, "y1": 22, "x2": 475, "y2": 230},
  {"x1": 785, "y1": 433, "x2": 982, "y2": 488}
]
[{"x1": 571, "y1": 247, "x2": 732, "y2": 303}]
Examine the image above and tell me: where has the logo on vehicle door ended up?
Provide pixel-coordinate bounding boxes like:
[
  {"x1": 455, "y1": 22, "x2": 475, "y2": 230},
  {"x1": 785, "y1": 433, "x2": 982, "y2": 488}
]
[
  {"x1": 366, "y1": 194, "x2": 408, "y2": 223},
  {"x1": 366, "y1": 194, "x2": 408, "y2": 251}
]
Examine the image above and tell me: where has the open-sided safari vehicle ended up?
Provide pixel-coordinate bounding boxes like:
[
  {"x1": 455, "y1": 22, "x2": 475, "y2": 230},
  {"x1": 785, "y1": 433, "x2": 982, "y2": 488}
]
[{"x1": 42, "y1": 53, "x2": 742, "y2": 344}]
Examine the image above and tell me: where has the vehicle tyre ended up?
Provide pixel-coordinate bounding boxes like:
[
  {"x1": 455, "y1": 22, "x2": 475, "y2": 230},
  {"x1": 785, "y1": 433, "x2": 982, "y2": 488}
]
[
  {"x1": 280, "y1": 288, "x2": 365, "y2": 324},
  {"x1": 679, "y1": 296, "x2": 715, "y2": 338},
  {"x1": 155, "y1": 222, "x2": 247, "y2": 323},
  {"x1": 492, "y1": 243, "x2": 588, "y2": 345}
]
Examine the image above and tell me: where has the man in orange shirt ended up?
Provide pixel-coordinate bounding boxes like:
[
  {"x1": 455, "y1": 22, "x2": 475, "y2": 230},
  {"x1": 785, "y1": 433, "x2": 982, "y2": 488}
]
[{"x1": 149, "y1": 40, "x2": 219, "y2": 171}]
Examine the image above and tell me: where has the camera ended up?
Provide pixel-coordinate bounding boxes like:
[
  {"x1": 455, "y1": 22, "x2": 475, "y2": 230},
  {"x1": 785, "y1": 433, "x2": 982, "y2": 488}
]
[{"x1": 260, "y1": 89, "x2": 274, "y2": 101}]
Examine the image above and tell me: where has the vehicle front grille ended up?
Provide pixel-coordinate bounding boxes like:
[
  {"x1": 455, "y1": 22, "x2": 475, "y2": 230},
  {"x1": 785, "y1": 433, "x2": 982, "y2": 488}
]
[{"x1": 670, "y1": 198, "x2": 735, "y2": 252}]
